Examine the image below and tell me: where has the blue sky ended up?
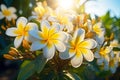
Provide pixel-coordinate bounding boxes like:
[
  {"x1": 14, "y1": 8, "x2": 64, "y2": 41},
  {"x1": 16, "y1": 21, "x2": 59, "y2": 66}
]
[{"x1": 85, "y1": 0, "x2": 120, "y2": 17}]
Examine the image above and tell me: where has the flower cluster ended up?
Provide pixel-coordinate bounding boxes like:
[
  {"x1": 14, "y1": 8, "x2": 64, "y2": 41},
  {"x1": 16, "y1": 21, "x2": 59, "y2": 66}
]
[{"x1": 1, "y1": 1, "x2": 120, "y2": 74}]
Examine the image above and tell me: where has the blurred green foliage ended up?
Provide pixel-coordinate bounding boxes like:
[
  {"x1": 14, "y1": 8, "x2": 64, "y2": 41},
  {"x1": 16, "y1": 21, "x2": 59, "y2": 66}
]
[{"x1": 0, "y1": 0, "x2": 120, "y2": 80}]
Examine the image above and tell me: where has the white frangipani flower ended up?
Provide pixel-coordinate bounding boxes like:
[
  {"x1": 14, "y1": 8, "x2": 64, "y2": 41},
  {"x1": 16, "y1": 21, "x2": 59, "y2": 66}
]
[
  {"x1": 29, "y1": 20, "x2": 67, "y2": 60},
  {"x1": 93, "y1": 22, "x2": 105, "y2": 44},
  {"x1": 86, "y1": 21, "x2": 105, "y2": 44},
  {"x1": 95, "y1": 46, "x2": 113, "y2": 66},
  {"x1": 59, "y1": 29, "x2": 97, "y2": 68},
  {"x1": 6, "y1": 17, "x2": 38, "y2": 48},
  {"x1": 110, "y1": 39, "x2": 120, "y2": 48},
  {"x1": 109, "y1": 57, "x2": 118, "y2": 73},
  {"x1": 48, "y1": 8, "x2": 76, "y2": 33},
  {"x1": 0, "y1": 4, "x2": 17, "y2": 21},
  {"x1": 32, "y1": 2, "x2": 53, "y2": 21}
]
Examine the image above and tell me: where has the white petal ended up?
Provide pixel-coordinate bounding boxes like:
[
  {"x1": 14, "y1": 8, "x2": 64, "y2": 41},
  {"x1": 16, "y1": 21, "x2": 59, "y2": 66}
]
[
  {"x1": 66, "y1": 23, "x2": 73, "y2": 32},
  {"x1": 110, "y1": 51, "x2": 114, "y2": 58},
  {"x1": 30, "y1": 41, "x2": 46, "y2": 51},
  {"x1": 73, "y1": 29, "x2": 85, "y2": 43},
  {"x1": 95, "y1": 35, "x2": 104, "y2": 45},
  {"x1": 14, "y1": 36, "x2": 23, "y2": 48},
  {"x1": 97, "y1": 58, "x2": 104, "y2": 65},
  {"x1": 6, "y1": 28, "x2": 18, "y2": 36},
  {"x1": 11, "y1": 14, "x2": 17, "y2": 19},
  {"x1": 94, "y1": 52, "x2": 101, "y2": 58},
  {"x1": 25, "y1": 23, "x2": 38, "y2": 41},
  {"x1": 43, "y1": 45, "x2": 55, "y2": 60},
  {"x1": 59, "y1": 25, "x2": 64, "y2": 31},
  {"x1": 41, "y1": 20, "x2": 50, "y2": 30},
  {"x1": 29, "y1": 30, "x2": 42, "y2": 40},
  {"x1": 54, "y1": 40, "x2": 66, "y2": 52},
  {"x1": 104, "y1": 64, "x2": 109, "y2": 71},
  {"x1": 1, "y1": 4, "x2": 7, "y2": 11},
  {"x1": 26, "y1": 23, "x2": 38, "y2": 30},
  {"x1": 6, "y1": 16, "x2": 12, "y2": 21},
  {"x1": 28, "y1": 34, "x2": 40, "y2": 42},
  {"x1": 110, "y1": 67, "x2": 116, "y2": 73},
  {"x1": 0, "y1": 12, "x2": 4, "y2": 19},
  {"x1": 48, "y1": 24, "x2": 60, "y2": 36},
  {"x1": 82, "y1": 49, "x2": 94, "y2": 62},
  {"x1": 16, "y1": 17, "x2": 28, "y2": 27},
  {"x1": 8, "y1": 7, "x2": 16, "y2": 13},
  {"x1": 48, "y1": 16, "x2": 57, "y2": 22},
  {"x1": 80, "y1": 39, "x2": 97, "y2": 49},
  {"x1": 87, "y1": 19, "x2": 92, "y2": 31},
  {"x1": 52, "y1": 31, "x2": 67, "y2": 41},
  {"x1": 59, "y1": 48, "x2": 75, "y2": 59},
  {"x1": 51, "y1": 23, "x2": 60, "y2": 32},
  {"x1": 71, "y1": 53, "x2": 83, "y2": 68},
  {"x1": 104, "y1": 55, "x2": 110, "y2": 63}
]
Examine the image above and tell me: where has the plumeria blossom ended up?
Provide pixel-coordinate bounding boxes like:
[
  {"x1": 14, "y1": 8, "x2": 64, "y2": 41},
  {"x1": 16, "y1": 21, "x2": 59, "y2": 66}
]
[
  {"x1": 110, "y1": 39, "x2": 120, "y2": 62},
  {"x1": 31, "y1": 2, "x2": 53, "y2": 21},
  {"x1": 101, "y1": 50, "x2": 119, "y2": 73},
  {"x1": 59, "y1": 29, "x2": 97, "y2": 68},
  {"x1": 29, "y1": 20, "x2": 67, "y2": 60},
  {"x1": 6, "y1": 17, "x2": 38, "y2": 48},
  {"x1": 48, "y1": 8, "x2": 76, "y2": 33},
  {"x1": 0, "y1": 4, "x2": 17, "y2": 21},
  {"x1": 108, "y1": 56, "x2": 119, "y2": 73},
  {"x1": 85, "y1": 20, "x2": 105, "y2": 44},
  {"x1": 110, "y1": 39, "x2": 120, "y2": 48},
  {"x1": 86, "y1": 21, "x2": 105, "y2": 44},
  {"x1": 95, "y1": 46, "x2": 113, "y2": 66},
  {"x1": 92, "y1": 22, "x2": 105, "y2": 44}
]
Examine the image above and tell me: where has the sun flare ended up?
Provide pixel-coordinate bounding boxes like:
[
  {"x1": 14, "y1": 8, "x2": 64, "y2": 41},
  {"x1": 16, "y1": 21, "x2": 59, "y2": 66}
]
[{"x1": 58, "y1": 0, "x2": 74, "y2": 9}]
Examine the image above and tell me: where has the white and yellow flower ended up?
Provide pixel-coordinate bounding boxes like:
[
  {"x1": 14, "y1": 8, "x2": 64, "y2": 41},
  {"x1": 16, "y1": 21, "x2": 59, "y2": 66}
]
[
  {"x1": 92, "y1": 22, "x2": 105, "y2": 44},
  {"x1": 32, "y1": 2, "x2": 53, "y2": 21},
  {"x1": 0, "y1": 4, "x2": 17, "y2": 21},
  {"x1": 86, "y1": 21, "x2": 105, "y2": 44},
  {"x1": 110, "y1": 39, "x2": 120, "y2": 48},
  {"x1": 29, "y1": 20, "x2": 67, "y2": 60},
  {"x1": 95, "y1": 46, "x2": 113, "y2": 66},
  {"x1": 48, "y1": 8, "x2": 76, "y2": 33},
  {"x1": 6, "y1": 17, "x2": 38, "y2": 48},
  {"x1": 108, "y1": 57, "x2": 118, "y2": 73},
  {"x1": 59, "y1": 29, "x2": 97, "y2": 68}
]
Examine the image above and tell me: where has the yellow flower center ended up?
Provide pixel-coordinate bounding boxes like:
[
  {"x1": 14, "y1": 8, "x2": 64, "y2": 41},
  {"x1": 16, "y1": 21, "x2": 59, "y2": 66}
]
[
  {"x1": 69, "y1": 40, "x2": 82, "y2": 57},
  {"x1": 99, "y1": 47, "x2": 108, "y2": 56},
  {"x1": 14, "y1": 22, "x2": 30, "y2": 37},
  {"x1": 93, "y1": 25, "x2": 102, "y2": 36},
  {"x1": 57, "y1": 15, "x2": 68, "y2": 25},
  {"x1": 2, "y1": 9, "x2": 11, "y2": 16},
  {"x1": 39, "y1": 26, "x2": 60, "y2": 48}
]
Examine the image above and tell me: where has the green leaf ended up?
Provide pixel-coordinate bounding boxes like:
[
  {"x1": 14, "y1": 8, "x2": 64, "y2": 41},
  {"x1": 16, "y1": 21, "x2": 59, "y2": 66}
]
[
  {"x1": 17, "y1": 60, "x2": 36, "y2": 80},
  {"x1": 35, "y1": 54, "x2": 47, "y2": 73},
  {"x1": 17, "y1": 54, "x2": 47, "y2": 80},
  {"x1": 113, "y1": 47, "x2": 120, "y2": 51},
  {"x1": 70, "y1": 73, "x2": 81, "y2": 80},
  {"x1": 0, "y1": 43, "x2": 13, "y2": 56}
]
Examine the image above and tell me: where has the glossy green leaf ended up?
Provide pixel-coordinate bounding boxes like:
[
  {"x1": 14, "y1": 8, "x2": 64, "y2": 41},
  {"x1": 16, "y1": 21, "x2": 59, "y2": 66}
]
[
  {"x1": 17, "y1": 60, "x2": 36, "y2": 80},
  {"x1": 17, "y1": 54, "x2": 47, "y2": 80},
  {"x1": 35, "y1": 54, "x2": 47, "y2": 73}
]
